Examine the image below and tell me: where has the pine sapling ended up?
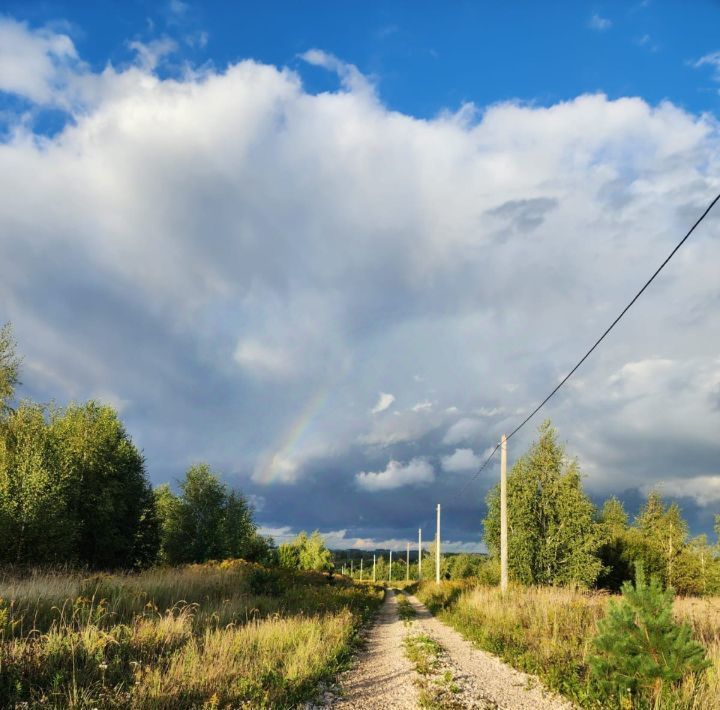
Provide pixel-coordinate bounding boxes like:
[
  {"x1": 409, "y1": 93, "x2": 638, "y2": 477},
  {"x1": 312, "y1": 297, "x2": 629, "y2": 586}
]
[{"x1": 589, "y1": 566, "x2": 709, "y2": 707}]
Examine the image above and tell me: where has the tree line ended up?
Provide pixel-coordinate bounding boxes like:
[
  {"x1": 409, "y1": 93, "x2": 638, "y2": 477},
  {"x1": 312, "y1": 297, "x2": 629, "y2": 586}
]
[
  {"x1": 3, "y1": 320, "x2": 719, "y2": 591},
  {"x1": 483, "y1": 420, "x2": 720, "y2": 594},
  {"x1": 0, "y1": 323, "x2": 271, "y2": 568}
]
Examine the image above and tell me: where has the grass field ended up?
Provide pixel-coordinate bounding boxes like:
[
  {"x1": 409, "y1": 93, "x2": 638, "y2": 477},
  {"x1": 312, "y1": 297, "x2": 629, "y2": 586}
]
[
  {"x1": 0, "y1": 561, "x2": 383, "y2": 708},
  {"x1": 413, "y1": 580, "x2": 720, "y2": 709}
]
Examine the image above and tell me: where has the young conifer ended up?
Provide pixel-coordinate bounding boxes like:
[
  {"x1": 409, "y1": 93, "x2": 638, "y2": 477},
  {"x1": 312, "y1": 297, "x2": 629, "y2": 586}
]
[{"x1": 589, "y1": 566, "x2": 709, "y2": 706}]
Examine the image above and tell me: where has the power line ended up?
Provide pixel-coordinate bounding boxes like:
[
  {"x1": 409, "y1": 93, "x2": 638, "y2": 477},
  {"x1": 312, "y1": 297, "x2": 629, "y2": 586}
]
[
  {"x1": 451, "y1": 189, "x2": 720, "y2": 498},
  {"x1": 452, "y1": 442, "x2": 500, "y2": 500}
]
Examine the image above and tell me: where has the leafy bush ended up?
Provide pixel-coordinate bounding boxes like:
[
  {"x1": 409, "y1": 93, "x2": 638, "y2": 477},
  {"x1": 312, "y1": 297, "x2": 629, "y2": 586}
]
[{"x1": 278, "y1": 531, "x2": 332, "y2": 572}]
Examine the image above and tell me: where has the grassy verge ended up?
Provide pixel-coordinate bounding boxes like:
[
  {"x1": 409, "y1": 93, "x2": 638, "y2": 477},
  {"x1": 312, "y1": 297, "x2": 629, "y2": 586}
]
[
  {"x1": 414, "y1": 581, "x2": 720, "y2": 709},
  {"x1": 396, "y1": 594, "x2": 416, "y2": 623},
  {"x1": 404, "y1": 633, "x2": 462, "y2": 709},
  {"x1": 0, "y1": 561, "x2": 383, "y2": 708}
]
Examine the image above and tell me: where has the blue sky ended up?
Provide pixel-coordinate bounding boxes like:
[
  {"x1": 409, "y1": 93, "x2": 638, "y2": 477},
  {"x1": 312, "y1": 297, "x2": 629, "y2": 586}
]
[
  {"x1": 1, "y1": 1, "x2": 719, "y2": 551},
  {"x1": 4, "y1": 1, "x2": 720, "y2": 126}
]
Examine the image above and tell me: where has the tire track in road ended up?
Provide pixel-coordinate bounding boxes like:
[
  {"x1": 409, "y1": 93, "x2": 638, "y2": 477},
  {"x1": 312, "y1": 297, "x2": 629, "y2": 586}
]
[
  {"x1": 405, "y1": 593, "x2": 577, "y2": 710},
  {"x1": 332, "y1": 589, "x2": 419, "y2": 709}
]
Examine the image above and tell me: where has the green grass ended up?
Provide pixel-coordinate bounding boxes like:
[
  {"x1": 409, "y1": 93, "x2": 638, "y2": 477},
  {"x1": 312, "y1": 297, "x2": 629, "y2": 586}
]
[
  {"x1": 0, "y1": 561, "x2": 383, "y2": 708},
  {"x1": 403, "y1": 633, "x2": 462, "y2": 709},
  {"x1": 414, "y1": 580, "x2": 720, "y2": 709},
  {"x1": 396, "y1": 594, "x2": 416, "y2": 623}
]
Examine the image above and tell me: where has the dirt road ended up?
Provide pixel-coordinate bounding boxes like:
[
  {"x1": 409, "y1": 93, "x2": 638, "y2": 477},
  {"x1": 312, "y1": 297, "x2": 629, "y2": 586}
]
[
  {"x1": 333, "y1": 589, "x2": 418, "y2": 709},
  {"x1": 405, "y1": 593, "x2": 575, "y2": 709},
  {"x1": 330, "y1": 589, "x2": 574, "y2": 709}
]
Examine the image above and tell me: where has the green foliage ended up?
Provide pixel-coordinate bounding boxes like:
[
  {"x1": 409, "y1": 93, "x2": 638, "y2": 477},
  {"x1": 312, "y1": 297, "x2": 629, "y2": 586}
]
[
  {"x1": 589, "y1": 567, "x2": 710, "y2": 706},
  {"x1": 155, "y1": 465, "x2": 266, "y2": 565},
  {"x1": 484, "y1": 420, "x2": 602, "y2": 587},
  {"x1": 596, "y1": 497, "x2": 634, "y2": 592},
  {"x1": 0, "y1": 322, "x2": 20, "y2": 412},
  {"x1": 594, "y1": 492, "x2": 720, "y2": 596},
  {"x1": 49, "y1": 402, "x2": 158, "y2": 568},
  {"x1": 0, "y1": 400, "x2": 158, "y2": 568},
  {"x1": 278, "y1": 531, "x2": 332, "y2": 572},
  {"x1": 619, "y1": 491, "x2": 714, "y2": 596}
]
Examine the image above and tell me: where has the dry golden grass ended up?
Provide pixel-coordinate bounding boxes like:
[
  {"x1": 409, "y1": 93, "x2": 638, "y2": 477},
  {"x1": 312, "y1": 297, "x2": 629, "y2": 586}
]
[
  {"x1": 0, "y1": 562, "x2": 383, "y2": 708},
  {"x1": 416, "y1": 581, "x2": 720, "y2": 709}
]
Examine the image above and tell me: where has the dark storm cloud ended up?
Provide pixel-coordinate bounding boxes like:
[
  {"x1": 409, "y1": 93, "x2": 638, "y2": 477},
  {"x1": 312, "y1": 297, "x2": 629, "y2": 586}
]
[{"x1": 486, "y1": 197, "x2": 559, "y2": 233}]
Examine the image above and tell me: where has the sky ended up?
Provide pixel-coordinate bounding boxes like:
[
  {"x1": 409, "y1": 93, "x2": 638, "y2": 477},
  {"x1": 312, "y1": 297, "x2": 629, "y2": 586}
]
[{"x1": 1, "y1": 1, "x2": 719, "y2": 552}]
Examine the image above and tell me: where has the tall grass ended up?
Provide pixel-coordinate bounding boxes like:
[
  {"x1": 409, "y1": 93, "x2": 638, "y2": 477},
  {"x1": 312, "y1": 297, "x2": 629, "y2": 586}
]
[
  {"x1": 414, "y1": 581, "x2": 720, "y2": 709},
  {"x1": 0, "y1": 561, "x2": 383, "y2": 708}
]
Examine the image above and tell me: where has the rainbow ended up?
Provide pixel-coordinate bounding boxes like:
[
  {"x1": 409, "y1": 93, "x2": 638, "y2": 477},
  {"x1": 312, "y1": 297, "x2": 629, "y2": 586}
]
[{"x1": 254, "y1": 377, "x2": 337, "y2": 484}]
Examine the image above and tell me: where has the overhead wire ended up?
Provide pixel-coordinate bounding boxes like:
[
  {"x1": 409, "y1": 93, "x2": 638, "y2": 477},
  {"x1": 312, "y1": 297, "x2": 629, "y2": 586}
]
[{"x1": 447, "y1": 189, "x2": 720, "y2": 500}]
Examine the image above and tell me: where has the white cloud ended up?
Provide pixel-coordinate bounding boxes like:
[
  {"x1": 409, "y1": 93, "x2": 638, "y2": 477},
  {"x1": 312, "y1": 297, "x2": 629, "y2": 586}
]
[
  {"x1": 588, "y1": 13, "x2": 612, "y2": 31},
  {"x1": 643, "y1": 476, "x2": 720, "y2": 506},
  {"x1": 371, "y1": 392, "x2": 395, "y2": 414},
  {"x1": 360, "y1": 405, "x2": 451, "y2": 446},
  {"x1": 0, "y1": 18, "x2": 80, "y2": 104},
  {"x1": 0, "y1": 24, "x2": 718, "y2": 521},
  {"x1": 298, "y1": 48, "x2": 373, "y2": 94},
  {"x1": 128, "y1": 37, "x2": 178, "y2": 70},
  {"x1": 169, "y1": 0, "x2": 189, "y2": 16},
  {"x1": 234, "y1": 339, "x2": 292, "y2": 378},
  {"x1": 252, "y1": 452, "x2": 300, "y2": 484},
  {"x1": 694, "y1": 51, "x2": 720, "y2": 81},
  {"x1": 355, "y1": 458, "x2": 435, "y2": 491},
  {"x1": 441, "y1": 447, "x2": 481, "y2": 473},
  {"x1": 412, "y1": 400, "x2": 433, "y2": 412},
  {"x1": 443, "y1": 418, "x2": 484, "y2": 445}
]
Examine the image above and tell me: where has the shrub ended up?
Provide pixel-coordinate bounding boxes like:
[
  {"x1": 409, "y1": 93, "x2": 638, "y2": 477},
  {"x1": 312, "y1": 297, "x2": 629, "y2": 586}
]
[{"x1": 589, "y1": 568, "x2": 710, "y2": 707}]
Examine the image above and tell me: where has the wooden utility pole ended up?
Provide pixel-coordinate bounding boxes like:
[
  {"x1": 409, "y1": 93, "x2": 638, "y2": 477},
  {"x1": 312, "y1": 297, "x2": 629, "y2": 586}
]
[
  {"x1": 406, "y1": 542, "x2": 410, "y2": 581},
  {"x1": 372, "y1": 554, "x2": 376, "y2": 583},
  {"x1": 500, "y1": 433, "x2": 508, "y2": 593},
  {"x1": 360, "y1": 558, "x2": 363, "y2": 581},
  {"x1": 351, "y1": 559, "x2": 354, "y2": 577},
  {"x1": 435, "y1": 504, "x2": 441, "y2": 584},
  {"x1": 418, "y1": 528, "x2": 422, "y2": 579},
  {"x1": 389, "y1": 550, "x2": 393, "y2": 582}
]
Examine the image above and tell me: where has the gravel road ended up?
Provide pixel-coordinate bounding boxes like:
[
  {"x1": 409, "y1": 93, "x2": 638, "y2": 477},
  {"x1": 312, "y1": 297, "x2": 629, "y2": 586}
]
[
  {"x1": 405, "y1": 593, "x2": 576, "y2": 709},
  {"x1": 324, "y1": 588, "x2": 575, "y2": 709},
  {"x1": 332, "y1": 589, "x2": 419, "y2": 709}
]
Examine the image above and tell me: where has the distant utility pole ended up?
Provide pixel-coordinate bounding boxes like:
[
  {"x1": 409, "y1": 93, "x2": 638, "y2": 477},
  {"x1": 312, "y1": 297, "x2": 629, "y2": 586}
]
[
  {"x1": 351, "y1": 559, "x2": 354, "y2": 577},
  {"x1": 435, "y1": 504, "x2": 441, "y2": 584},
  {"x1": 418, "y1": 528, "x2": 422, "y2": 580},
  {"x1": 360, "y1": 558, "x2": 363, "y2": 581},
  {"x1": 406, "y1": 542, "x2": 410, "y2": 581},
  {"x1": 373, "y1": 554, "x2": 376, "y2": 583},
  {"x1": 500, "y1": 433, "x2": 508, "y2": 593},
  {"x1": 389, "y1": 550, "x2": 393, "y2": 582}
]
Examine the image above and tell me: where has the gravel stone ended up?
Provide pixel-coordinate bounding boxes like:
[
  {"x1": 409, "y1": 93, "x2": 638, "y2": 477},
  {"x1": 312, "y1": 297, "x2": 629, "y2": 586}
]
[
  {"x1": 331, "y1": 589, "x2": 419, "y2": 709},
  {"x1": 406, "y1": 593, "x2": 577, "y2": 709}
]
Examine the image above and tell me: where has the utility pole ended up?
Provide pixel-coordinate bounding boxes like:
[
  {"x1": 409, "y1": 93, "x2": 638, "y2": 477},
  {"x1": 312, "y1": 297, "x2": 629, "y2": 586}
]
[
  {"x1": 351, "y1": 559, "x2": 354, "y2": 578},
  {"x1": 372, "y1": 554, "x2": 376, "y2": 583},
  {"x1": 406, "y1": 541, "x2": 410, "y2": 581},
  {"x1": 389, "y1": 550, "x2": 392, "y2": 582},
  {"x1": 500, "y1": 433, "x2": 508, "y2": 594},
  {"x1": 360, "y1": 557, "x2": 363, "y2": 581},
  {"x1": 418, "y1": 528, "x2": 422, "y2": 579},
  {"x1": 436, "y1": 504, "x2": 441, "y2": 584}
]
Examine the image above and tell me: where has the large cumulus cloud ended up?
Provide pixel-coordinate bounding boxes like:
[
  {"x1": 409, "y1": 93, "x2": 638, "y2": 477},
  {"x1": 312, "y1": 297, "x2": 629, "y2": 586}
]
[{"x1": 1, "y1": 19, "x2": 719, "y2": 548}]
